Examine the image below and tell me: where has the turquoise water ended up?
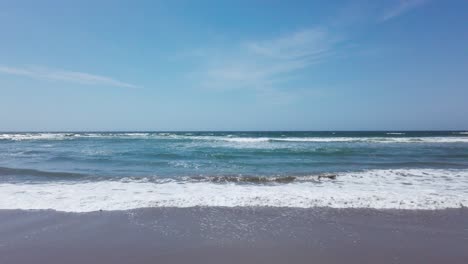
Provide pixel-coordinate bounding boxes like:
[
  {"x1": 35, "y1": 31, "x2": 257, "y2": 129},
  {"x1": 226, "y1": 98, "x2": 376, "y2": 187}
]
[
  {"x1": 1, "y1": 131, "x2": 468, "y2": 211},
  {"x1": 1, "y1": 131, "x2": 468, "y2": 180}
]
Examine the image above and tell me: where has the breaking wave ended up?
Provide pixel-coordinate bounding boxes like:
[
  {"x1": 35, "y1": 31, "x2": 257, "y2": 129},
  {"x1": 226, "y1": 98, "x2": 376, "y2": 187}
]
[{"x1": 1, "y1": 169, "x2": 467, "y2": 212}]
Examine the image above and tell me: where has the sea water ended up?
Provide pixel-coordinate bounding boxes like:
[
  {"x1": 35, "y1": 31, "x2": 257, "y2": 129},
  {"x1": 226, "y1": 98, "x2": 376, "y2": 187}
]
[{"x1": 1, "y1": 131, "x2": 467, "y2": 211}]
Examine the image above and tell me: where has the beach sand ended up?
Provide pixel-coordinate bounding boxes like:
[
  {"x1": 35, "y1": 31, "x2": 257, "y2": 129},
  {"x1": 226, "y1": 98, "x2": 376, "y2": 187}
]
[{"x1": 1, "y1": 207, "x2": 467, "y2": 264}]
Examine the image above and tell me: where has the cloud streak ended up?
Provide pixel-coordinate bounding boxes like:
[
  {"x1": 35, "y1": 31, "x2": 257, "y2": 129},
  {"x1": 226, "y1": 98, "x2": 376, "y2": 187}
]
[
  {"x1": 0, "y1": 65, "x2": 139, "y2": 88},
  {"x1": 381, "y1": 0, "x2": 428, "y2": 21},
  {"x1": 191, "y1": 27, "x2": 340, "y2": 92}
]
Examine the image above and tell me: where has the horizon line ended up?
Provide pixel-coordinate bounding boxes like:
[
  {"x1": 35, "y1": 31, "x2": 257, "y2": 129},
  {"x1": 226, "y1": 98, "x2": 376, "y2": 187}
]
[{"x1": 0, "y1": 130, "x2": 467, "y2": 133}]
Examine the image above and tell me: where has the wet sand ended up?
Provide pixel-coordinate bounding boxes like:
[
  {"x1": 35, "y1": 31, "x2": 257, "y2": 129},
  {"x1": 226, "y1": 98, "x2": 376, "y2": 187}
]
[{"x1": 1, "y1": 207, "x2": 467, "y2": 264}]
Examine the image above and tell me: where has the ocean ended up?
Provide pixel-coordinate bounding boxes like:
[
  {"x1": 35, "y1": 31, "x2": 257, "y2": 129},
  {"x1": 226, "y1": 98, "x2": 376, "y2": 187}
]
[{"x1": 1, "y1": 131, "x2": 467, "y2": 212}]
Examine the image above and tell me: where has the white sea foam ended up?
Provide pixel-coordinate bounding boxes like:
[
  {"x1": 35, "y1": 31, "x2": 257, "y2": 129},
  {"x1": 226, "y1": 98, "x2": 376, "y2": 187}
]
[
  {"x1": 196, "y1": 136, "x2": 468, "y2": 143},
  {"x1": 0, "y1": 133, "x2": 152, "y2": 141},
  {"x1": 1, "y1": 133, "x2": 468, "y2": 143},
  {"x1": 223, "y1": 137, "x2": 271, "y2": 143},
  {"x1": 0, "y1": 133, "x2": 69, "y2": 141},
  {"x1": 1, "y1": 169, "x2": 467, "y2": 212}
]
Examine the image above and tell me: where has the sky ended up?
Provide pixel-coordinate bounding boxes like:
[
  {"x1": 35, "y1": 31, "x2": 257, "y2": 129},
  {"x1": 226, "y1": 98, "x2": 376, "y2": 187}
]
[{"x1": 0, "y1": 0, "x2": 467, "y2": 131}]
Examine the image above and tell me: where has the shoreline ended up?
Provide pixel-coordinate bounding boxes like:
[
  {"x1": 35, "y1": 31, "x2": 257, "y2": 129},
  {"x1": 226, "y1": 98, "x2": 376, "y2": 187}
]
[{"x1": 1, "y1": 207, "x2": 467, "y2": 263}]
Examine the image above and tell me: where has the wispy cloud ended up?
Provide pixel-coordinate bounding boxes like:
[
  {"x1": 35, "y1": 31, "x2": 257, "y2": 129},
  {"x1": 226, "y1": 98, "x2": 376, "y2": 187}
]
[
  {"x1": 190, "y1": 27, "x2": 341, "y2": 93},
  {"x1": 381, "y1": 0, "x2": 428, "y2": 21},
  {"x1": 0, "y1": 65, "x2": 139, "y2": 88}
]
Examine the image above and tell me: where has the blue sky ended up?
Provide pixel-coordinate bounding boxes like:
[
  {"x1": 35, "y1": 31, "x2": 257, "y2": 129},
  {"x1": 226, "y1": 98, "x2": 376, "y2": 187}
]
[{"x1": 0, "y1": 0, "x2": 467, "y2": 131}]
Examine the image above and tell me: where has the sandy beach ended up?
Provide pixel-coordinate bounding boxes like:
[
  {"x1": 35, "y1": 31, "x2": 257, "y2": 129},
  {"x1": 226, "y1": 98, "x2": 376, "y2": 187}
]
[{"x1": 1, "y1": 207, "x2": 467, "y2": 264}]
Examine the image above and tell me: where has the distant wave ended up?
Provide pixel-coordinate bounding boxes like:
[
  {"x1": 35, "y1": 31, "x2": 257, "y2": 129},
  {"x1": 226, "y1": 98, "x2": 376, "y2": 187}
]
[
  {"x1": 0, "y1": 133, "x2": 153, "y2": 141},
  {"x1": 209, "y1": 136, "x2": 468, "y2": 143},
  {"x1": 2, "y1": 133, "x2": 468, "y2": 143},
  {"x1": 174, "y1": 136, "x2": 468, "y2": 143},
  {"x1": 1, "y1": 169, "x2": 467, "y2": 212}
]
